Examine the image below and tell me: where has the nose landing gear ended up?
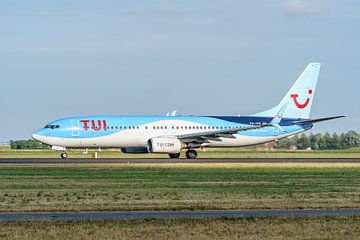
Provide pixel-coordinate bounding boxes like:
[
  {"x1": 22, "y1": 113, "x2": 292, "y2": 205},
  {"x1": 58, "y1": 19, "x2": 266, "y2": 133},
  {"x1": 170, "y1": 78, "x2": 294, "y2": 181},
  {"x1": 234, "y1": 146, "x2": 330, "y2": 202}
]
[{"x1": 60, "y1": 152, "x2": 68, "y2": 159}]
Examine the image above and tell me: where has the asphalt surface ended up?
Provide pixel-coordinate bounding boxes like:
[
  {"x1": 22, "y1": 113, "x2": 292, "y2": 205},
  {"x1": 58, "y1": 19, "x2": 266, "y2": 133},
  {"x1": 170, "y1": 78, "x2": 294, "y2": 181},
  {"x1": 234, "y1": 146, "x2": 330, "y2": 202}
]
[
  {"x1": 0, "y1": 158, "x2": 360, "y2": 164},
  {"x1": 1, "y1": 209, "x2": 360, "y2": 221}
]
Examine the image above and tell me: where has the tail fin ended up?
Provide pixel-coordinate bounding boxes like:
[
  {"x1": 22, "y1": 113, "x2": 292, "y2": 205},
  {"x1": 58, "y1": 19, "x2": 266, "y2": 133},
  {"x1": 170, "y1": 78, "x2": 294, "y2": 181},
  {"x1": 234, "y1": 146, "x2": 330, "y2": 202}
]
[{"x1": 253, "y1": 63, "x2": 321, "y2": 119}]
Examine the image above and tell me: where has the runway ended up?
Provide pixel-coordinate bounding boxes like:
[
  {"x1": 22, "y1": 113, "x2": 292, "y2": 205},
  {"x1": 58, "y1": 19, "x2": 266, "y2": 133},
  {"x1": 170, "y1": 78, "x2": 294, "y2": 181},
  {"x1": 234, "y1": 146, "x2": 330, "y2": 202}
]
[
  {"x1": 0, "y1": 158, "x2": 360, "y2": 164},
  {"x1": 1, "y1": 209, "x2": 360, "y2": 221}
]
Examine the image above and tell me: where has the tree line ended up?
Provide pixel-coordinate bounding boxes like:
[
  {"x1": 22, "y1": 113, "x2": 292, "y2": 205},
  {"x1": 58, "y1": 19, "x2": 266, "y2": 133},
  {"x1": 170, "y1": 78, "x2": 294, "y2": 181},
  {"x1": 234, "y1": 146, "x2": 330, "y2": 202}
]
[
  {"x1": 9, "y1": 130, "x2": 360, "y2": 150},
  {"x1": 275, "y1": 131, "x2": 360, "y2": 150},
  {"x1": 10, "y1": 140, "x2": 50, "y2": 149}
]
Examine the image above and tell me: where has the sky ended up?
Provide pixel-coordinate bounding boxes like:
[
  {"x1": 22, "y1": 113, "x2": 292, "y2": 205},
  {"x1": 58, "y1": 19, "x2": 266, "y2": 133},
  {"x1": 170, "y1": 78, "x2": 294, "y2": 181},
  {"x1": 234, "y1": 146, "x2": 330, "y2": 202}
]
[{"x1": 0, "y1": 0, "x2": 359, "y2": 141}]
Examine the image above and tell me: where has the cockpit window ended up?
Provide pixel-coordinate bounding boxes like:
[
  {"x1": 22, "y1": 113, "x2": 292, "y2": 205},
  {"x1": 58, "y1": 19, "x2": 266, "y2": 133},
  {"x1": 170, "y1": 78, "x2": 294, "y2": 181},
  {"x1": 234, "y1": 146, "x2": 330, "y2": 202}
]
[{"x1": 44, "y1": 125, "x2": 60, "y2": 129}]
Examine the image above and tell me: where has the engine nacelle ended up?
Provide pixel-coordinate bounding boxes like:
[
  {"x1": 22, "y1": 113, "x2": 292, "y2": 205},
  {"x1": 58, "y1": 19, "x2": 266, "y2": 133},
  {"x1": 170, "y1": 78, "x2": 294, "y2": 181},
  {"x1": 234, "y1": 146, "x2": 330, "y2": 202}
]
[
  {"x1": 147, "y1": 137, "x2": 183, "y2": 154},
  {"x1": 120, "y1": 147, "x2": 149, "y2": 154}
]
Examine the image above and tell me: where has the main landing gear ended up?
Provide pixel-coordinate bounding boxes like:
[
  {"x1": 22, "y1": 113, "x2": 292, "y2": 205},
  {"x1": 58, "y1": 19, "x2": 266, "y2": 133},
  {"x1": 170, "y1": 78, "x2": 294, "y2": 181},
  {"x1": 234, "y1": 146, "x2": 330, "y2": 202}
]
[
  {"x1": 60, "y1": 152, "x2": 68, "y2": 159},
  {"x1": 168, "y1": 150, "x2": 198, "y2": 159},
  {"x1": 185, "y1": 149, "x2": 197, "y2": 159}
]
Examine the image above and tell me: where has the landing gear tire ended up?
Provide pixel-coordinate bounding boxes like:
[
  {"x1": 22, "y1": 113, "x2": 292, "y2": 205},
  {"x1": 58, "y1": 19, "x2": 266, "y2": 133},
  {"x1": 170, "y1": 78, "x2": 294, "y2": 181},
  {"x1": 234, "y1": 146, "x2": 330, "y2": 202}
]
[
  {"x1": 60, "y1": 152, "x2": 68, "y2": 159},
  {"x1": 169, "y1": 153, "x2": 180, "y2": 159},
  {"x1": 185, "y1": 150, "x2": 197, "y2": 159}
]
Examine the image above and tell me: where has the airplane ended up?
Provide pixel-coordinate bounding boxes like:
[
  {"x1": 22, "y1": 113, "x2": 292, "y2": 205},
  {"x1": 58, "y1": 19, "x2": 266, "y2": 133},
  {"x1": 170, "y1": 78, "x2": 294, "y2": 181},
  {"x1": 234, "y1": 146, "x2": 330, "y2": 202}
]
[{"x1": 32, "y1": 63, "x2": 345, "y2": 159}]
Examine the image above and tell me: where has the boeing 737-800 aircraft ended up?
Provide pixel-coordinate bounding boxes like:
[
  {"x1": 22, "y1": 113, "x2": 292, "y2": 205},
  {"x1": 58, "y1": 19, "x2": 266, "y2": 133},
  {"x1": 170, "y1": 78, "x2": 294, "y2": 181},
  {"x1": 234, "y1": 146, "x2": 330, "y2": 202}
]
[{"x1": 32, "y1": 63, "x2": 344, "y2": 159}]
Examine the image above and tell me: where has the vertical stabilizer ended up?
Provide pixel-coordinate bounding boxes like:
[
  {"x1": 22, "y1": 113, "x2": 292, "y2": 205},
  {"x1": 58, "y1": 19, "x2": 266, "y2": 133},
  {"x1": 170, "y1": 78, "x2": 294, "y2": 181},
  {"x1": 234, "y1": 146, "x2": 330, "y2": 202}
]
[{"x1": 253, "y1": 63, "x2": 321, "y2": 119}]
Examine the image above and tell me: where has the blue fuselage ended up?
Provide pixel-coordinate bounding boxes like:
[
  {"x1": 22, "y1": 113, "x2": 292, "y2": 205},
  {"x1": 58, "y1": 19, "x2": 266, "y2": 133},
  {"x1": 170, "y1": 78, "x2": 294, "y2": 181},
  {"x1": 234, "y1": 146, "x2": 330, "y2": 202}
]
[{"x1": 32, "y1": 115, "x2": 312, "y2": 149}]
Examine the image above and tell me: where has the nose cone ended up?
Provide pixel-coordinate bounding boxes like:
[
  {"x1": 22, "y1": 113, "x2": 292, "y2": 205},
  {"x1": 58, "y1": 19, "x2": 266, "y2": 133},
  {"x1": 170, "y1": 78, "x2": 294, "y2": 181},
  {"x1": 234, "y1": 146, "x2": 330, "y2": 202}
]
[
  {"x1": 32, "y1": 133, "x2": 41, "y2": 141},
  {"x1": 32, "y1": 129, "x2": 46, "y2": 143}
]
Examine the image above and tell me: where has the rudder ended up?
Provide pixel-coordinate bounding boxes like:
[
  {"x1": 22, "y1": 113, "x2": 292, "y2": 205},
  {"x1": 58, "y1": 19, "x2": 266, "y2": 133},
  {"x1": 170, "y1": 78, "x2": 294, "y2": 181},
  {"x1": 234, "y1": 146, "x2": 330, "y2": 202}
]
[{"x1": 253, "y1": 63, "x2": 321, "y2": 119}]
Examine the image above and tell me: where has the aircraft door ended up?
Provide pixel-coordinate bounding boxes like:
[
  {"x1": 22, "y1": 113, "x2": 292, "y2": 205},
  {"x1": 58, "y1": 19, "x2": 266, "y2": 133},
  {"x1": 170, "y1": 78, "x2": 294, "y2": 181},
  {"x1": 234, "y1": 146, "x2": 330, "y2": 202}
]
[{"x1": 71, "y1": 120, "x2": 80, "y2": 137}]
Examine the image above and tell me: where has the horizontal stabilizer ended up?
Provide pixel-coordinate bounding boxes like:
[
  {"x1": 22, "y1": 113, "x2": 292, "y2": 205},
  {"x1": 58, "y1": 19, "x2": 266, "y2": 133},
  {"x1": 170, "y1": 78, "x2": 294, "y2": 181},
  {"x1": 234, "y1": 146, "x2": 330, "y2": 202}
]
[{"x1": 292, "y1": 115, "x2": 346, "y2": 125}]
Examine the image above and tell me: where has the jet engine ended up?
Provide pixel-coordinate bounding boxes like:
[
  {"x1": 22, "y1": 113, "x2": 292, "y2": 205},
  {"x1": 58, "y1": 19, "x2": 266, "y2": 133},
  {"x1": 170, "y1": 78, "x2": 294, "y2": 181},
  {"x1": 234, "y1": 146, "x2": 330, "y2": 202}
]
[
  {"x1": 120, "y1": 147, "x2": 149, "y2": 154},
  {"x1": 147, "y1": 137, "x2": 184, "y2": 153}
]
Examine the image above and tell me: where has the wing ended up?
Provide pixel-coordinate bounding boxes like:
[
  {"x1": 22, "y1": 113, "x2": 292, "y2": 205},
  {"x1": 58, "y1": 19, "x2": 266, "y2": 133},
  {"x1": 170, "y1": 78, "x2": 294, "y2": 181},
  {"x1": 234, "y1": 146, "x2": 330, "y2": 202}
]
[
  {"x1": 177, "y1": 123, "x2": 269, "y2": 144},
  {"x1": 175, "y1": 112, "x2": 345, "y2": 145},
  {"x1": 177, "y1": 103, "x2": 287, "y2": 144}
]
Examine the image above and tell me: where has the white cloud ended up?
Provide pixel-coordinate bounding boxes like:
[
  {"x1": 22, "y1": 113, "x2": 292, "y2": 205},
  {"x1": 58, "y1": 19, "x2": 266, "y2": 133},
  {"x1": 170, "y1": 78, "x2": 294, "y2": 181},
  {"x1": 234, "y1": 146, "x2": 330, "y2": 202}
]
[{"x1": 283, "y1": 0, "x2": 327, "y2": 15}]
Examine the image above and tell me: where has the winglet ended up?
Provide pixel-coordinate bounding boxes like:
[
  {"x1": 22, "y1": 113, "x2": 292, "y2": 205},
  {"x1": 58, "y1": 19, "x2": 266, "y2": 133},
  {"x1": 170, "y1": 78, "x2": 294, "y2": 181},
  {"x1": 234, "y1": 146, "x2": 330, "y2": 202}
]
[
  {"x1": 170, "y1": 110, "x2": 178, "y2": 116},
  {"x1": 166, "y1": 110, "x2": 178, "y2": 116},
  {"x1": 270, "y1": 101, "x2": 288, "y2": 125},
  {"x1": 269, "y1": 102, "x2": 288, "y2": 132}
]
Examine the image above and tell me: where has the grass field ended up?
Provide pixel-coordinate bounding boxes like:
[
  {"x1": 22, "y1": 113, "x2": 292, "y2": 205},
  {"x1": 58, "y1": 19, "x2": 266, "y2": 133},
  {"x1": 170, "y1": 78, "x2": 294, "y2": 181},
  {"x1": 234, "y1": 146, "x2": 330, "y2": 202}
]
[
  {"x1": 1, "y1": 147, "x2": 360, "y2": 158},
  {"x1": 1, "y1": 163, "x2": 360, "y2": 212},
  {"x1": 1, "y1": 216, "x2": 360, "y2": 240}
]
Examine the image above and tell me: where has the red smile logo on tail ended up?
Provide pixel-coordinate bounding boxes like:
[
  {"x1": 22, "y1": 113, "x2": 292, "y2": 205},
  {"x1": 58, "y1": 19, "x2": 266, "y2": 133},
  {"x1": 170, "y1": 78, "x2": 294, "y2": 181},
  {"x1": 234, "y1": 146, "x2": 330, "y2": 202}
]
[{"x1": 290, "y1": 89, "x2": 312, "y2": 109}]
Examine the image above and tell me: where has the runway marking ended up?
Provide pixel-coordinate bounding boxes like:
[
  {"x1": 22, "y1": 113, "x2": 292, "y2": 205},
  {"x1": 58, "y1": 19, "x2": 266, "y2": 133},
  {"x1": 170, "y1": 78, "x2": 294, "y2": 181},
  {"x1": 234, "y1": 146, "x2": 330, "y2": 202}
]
[{"x1": 1, "y1": 209, "x2": 360, "y2": 221}]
